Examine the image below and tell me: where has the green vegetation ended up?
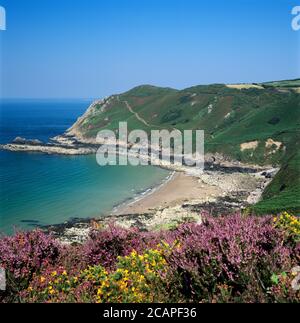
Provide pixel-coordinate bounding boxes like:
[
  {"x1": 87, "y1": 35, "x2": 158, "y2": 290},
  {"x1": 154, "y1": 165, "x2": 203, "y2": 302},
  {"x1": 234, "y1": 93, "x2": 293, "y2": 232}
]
[
  {"x1": 262, "y1": 78, "x2": 300, "y2": 88},
  {"x1": 73, "y1": 80, "x2": 300, "y2": 214}
]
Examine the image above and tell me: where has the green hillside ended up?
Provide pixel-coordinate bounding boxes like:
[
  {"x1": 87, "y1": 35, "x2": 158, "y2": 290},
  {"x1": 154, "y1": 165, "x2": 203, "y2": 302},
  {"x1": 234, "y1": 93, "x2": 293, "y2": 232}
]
[
  {"x1": 70, "y1": 80, "x2": 300, "y2": 214},
  {"x1": 262, "y1": 78, "x2": 300, "y2": 88}
]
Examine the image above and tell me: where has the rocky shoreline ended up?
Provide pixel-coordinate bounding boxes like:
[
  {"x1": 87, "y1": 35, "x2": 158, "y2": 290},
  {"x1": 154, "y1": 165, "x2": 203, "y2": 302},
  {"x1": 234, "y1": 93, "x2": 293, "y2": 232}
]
[
  {"x1": 0, "y1": 132, "x2": 273, "y2": 171},
  {"x1": 0, "y1": 135, "x2": 99, "y2": 155},
  {"x1": 40, "y1": 164, "x2": 277, "y2": 244}
]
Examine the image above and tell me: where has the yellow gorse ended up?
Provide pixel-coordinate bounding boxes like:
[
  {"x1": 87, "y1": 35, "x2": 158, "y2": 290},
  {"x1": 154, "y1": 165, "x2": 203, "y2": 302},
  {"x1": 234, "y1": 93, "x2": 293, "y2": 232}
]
[
  {"x1": 273, "y1": 211, "x2": 300, "y2": 239},
  {"x1": 27, "y1": 241, "x2": 173, "y2": 303},
  {"x1": 94, "y1": 247, "x2": 169, "y2": 303}
]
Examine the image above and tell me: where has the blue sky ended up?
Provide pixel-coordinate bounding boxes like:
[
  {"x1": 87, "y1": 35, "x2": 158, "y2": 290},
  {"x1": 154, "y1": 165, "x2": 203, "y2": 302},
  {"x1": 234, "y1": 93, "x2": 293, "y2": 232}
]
[{"x1": 0, "y1": 0, "x2": 299, "y2": 98}]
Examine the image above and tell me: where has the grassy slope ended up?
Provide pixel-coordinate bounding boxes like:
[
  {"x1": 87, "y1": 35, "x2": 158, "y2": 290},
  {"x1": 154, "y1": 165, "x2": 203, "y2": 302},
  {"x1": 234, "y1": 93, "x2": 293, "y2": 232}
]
[{"x1": 75, "y1": 80, "x2": 300, "y2": 214}]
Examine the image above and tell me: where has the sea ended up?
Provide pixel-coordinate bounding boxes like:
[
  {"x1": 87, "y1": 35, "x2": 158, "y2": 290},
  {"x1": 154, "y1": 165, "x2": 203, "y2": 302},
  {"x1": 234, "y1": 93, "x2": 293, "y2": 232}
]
[{"x1": 0, "y1": 99, "x2": 169, "y2": 235}]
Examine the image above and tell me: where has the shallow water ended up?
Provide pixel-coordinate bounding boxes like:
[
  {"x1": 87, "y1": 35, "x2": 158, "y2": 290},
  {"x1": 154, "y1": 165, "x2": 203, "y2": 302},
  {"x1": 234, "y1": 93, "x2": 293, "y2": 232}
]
[{"x1": 0, "y1": 99, "x2": 169, "y2": 234}]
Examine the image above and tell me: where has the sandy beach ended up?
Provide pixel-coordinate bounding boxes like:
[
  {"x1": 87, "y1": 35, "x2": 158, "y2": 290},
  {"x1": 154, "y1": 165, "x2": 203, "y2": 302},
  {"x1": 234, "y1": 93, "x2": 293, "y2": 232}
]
[
  {"x1": 44, "y1": 164, "x2": 277, "y2": 244},
  {"x1": 115, "y1": 171, "x2": 222, "y2": 215}
]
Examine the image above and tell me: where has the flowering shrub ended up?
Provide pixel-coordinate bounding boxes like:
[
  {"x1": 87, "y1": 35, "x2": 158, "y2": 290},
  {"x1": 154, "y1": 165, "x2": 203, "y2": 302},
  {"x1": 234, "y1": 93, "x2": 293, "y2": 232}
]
[
  {"x1": 166, "y1": 214, "x2": 297, "y2": 302},
  {"x1": 0, "y1": 230, "x2": 61, "y2": 279},
  {"x1": 21, "y1": 267, "x2": 81, "y2": 303},
  {"x1": 1, "y1": 214, "x2": 299, "y2": 303},
  {"x1": 0, "y1": 230, "x2": 61, "y2": 301},
  {"x1": 81, "y1": 224, "x2": 163, "y2": 270},
  {"x1": 96, "y1": 247, "x2": 169, "y2": 303},
  {"x1": 273, "y1": 212, "x2": 300, "y2": 244},
  {"x1": 22, "y1": 248, "x2": 170, "y2": 303}
]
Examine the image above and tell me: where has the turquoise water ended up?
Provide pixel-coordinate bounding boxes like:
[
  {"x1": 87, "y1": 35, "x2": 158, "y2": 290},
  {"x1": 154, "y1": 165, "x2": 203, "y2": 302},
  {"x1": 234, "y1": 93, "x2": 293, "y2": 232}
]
[{"x1": 0, "y1": 99, "x2": 169, "y2": 234}]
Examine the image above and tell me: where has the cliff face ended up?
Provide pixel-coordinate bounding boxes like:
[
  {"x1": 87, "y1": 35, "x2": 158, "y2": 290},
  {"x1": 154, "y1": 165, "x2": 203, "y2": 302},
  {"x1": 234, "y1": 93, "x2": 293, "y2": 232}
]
[{"x1": 66, "y1": 97, "x2": 115, "y2": 143}]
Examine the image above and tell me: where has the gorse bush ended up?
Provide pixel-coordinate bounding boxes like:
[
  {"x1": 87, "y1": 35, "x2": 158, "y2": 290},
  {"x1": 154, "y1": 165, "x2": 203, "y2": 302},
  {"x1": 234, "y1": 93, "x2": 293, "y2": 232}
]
[
  {"x1": 0, "y1": 213, "x2": 299, "y2": 303},
  {"x1": 21, "y1": 248, "x2": 170, "y2": 303},
  {"x1": 96, "y1": 248, "x2": 169, "y2": 303},
  {"x1": 273, "y1": 211, "x2": 300, "y2": 244}
]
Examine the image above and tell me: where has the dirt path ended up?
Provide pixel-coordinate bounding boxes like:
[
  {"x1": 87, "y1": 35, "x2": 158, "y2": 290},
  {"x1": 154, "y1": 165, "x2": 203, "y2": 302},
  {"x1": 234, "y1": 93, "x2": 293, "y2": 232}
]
[
  {"x1": 117, "y1": 96, "x2": 179, "y2": 132},
  {"x1": 124, "y1": 100, "x2": 151, "y2": 127},
  {"x1": 116, "y1": 95, "x2": 150, "y2": 127}
]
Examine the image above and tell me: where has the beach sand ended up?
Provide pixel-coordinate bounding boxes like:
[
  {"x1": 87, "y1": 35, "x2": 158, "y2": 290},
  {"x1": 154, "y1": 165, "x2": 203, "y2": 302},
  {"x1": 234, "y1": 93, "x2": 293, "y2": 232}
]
[
  {"x1": 115, "y1": 172, "x2": 222, "y2": 215},
  {"x1": 48, "y1": 167, "x2": 275, "y2": 243}
]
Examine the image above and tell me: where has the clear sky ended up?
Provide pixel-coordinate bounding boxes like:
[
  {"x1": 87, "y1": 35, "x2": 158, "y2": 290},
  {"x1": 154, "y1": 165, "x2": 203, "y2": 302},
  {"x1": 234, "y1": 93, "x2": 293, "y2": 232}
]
[{"x1": 0, "y1": 0, "x2": 299, "y2": 98}]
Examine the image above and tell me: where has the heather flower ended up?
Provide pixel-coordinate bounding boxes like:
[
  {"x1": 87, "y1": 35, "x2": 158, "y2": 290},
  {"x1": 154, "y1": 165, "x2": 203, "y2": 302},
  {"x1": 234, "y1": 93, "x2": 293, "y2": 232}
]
[
  {"x1": 0, "y1": 230, "x2": 61, "y2": 282},
  {"x1": 81, "y1": 223, "x2": 163, "y2": 269},
  {"x1": 166, "y1": 214, "x2": 295, "y2": 302}
]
